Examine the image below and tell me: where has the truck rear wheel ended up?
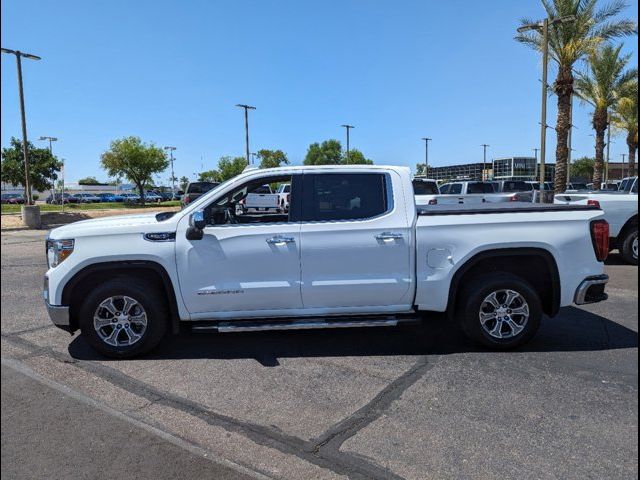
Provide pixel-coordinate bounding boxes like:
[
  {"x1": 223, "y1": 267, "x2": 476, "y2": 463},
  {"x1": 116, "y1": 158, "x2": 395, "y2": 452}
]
[
  {"x1": 620, "y1": 229, "x2": 638, "y2": 265},
  {"x1": 78, "y1": 279, "x2": 168, "y2": 358},
  {"x1": 456, "y1": 273, "x2": 542, "y2": 349}
]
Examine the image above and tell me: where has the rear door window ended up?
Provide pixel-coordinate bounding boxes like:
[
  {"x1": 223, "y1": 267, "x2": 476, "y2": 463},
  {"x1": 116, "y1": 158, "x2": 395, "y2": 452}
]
[{"x1": 301, "y1": 173, "x2": 389, "y2": 222}]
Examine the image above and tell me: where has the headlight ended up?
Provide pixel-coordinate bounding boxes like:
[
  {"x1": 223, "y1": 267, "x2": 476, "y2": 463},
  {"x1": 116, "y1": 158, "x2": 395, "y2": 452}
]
[{"x1": 46, "y1": 239, "x2": 74, "y2": 268}]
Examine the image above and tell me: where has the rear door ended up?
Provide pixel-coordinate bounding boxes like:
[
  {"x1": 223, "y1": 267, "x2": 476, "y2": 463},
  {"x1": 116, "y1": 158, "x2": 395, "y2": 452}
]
[{"x1": 298, "y1": 170, "x2": 413, "y2": 312}]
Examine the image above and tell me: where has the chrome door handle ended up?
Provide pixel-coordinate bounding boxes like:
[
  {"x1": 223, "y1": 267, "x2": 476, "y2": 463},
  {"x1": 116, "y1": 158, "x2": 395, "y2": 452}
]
[
  {"x1": 266, "y1": 236, "x2": 295, "y2": 245},
  {"x1": 375, "y1": 232, "x2": 403, "y2": 241}
]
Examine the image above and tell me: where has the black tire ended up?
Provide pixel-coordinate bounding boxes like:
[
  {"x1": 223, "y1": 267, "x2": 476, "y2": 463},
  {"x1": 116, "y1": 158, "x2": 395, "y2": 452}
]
[
  {"x1": 456, "y1": 272, "x2": 542, "y2": 349},
  {"x1": 78, "y1": 278, "x2": 168, "y2": 358},
  {"x1": 620, "y1": 228, "x2": 638, "y2": 265}
]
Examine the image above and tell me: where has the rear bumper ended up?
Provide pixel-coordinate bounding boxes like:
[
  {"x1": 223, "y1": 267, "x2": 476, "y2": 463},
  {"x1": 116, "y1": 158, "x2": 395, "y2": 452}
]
[{"x1": 574, "y1": 274, "x2": 609, "y2": 305}]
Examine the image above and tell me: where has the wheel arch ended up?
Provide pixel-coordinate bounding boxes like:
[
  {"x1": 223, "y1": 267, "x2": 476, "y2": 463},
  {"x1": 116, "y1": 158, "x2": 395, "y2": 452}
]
[
  {"x1": 61, "y1": 260, "x2": 181, "y2": 334},
  {"x1": 616, "y1": 214, "x2": 638, "y2": 245},
  {"x1": 447, "y1": 247, "x2": 561, "y2": 318}
]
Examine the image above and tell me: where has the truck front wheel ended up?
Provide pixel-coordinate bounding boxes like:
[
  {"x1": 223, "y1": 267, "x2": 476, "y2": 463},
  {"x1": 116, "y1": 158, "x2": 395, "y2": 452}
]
[
  {"x1": 457, "y1": 273, "x2": 542, "y2": 349},
  {"x1": 78, "y1": 279, "x2": 168, "y2": 358}
]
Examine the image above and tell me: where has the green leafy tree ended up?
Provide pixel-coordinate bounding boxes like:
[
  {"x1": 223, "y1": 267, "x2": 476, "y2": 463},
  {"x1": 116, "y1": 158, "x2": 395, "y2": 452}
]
[
  {"x1": 516, "y1": 0, "x2": 637, "y2": 193},
  {"x1": 198, "y1": 170, "x2": 220, "y2": 182},
  {"x1": 415, "y1": 163, "x2": 427, "y2": 176},
  {"x1": 257, "y1": 149, "x2": 289, "y2": 169},
  {"x1": 78, "y1": 176, "x2": 102, "y2": 185},
  {"x1": 575, "y1": 43, "x2": 637, "y2": 189},
  {"x1": 303, "y1": 140, "x2": 343, "y2": 165},
  {"x1": 344, "y1": 149, "x2": 373, "y2": 165},
  {"x1": 100, "y1": 136, "x2": 168, "y2": 203},
  {"x1": 179, "y1": 176, "x2": 190, "y2": 192},
  {"x1": 570, "y1": 156, "x2": 596, "y2": 181},
  {"x1": 1, "y1": 137, "x2": 63, "y2": 202},
  {"x1": 612, "y1": 79, "x2": 638, "y2": 176},
  {"x1": 217, "y1": 156, "x2": 247, "y2": 181}
]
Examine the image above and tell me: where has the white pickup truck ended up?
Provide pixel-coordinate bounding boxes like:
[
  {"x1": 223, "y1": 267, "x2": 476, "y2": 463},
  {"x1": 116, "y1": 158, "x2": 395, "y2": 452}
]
[
  {"x1": 555, "y1": 176, "x2": 638, "y2": 264},
  {"x1": 44, "y1": 165, "x2": 610, "y2": 358}
]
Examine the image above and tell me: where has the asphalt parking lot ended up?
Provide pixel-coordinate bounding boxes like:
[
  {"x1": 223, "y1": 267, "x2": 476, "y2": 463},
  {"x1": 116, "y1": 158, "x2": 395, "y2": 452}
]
[{"x1": 1, "y1": 229, "x2": 638, "y2": 480}]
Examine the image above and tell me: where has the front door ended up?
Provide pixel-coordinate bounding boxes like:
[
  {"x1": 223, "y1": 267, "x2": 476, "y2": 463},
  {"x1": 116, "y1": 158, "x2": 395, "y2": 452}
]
[{"x1": 175, "y1": 174, "x2": 303, "y2": 318}]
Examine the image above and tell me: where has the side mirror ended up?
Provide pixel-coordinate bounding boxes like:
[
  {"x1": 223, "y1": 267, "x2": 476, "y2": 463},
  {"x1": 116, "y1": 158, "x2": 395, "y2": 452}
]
[
  {"x1": 186, "y1": 210, "x2": 206, "y2": 240},
  {"x1": 191, "y1": 210, "x2": 206, "y2": 229}
]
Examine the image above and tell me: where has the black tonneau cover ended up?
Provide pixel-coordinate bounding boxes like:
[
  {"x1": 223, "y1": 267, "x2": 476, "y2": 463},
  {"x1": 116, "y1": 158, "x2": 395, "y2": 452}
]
[{"x1": 417, "y1": 203, "x2": 600, "y2": 216}]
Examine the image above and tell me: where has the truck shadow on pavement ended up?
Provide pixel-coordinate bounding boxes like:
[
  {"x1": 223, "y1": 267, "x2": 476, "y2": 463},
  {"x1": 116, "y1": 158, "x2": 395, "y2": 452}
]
[{"x1": 68, "y1": 307, "x2": 638, "y2": 366}]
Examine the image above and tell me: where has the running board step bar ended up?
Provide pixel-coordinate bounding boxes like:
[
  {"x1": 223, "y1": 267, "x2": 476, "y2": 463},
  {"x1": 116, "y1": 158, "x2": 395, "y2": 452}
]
[{"x1": 190, "y1": 315, "x2": 420, "y2": 333}]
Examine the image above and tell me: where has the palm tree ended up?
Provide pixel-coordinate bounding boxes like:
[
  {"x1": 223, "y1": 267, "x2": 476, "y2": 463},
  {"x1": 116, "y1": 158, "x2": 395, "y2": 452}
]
[
  {"x1": 516, "y1": 0, "x2": 637, "y2": 193},
  {"x1": 575, "y1": 43, "x2": 637, "y2": 189},
  {"x1": 612, "y1": 79, "x2": 638, "y2": 176}
]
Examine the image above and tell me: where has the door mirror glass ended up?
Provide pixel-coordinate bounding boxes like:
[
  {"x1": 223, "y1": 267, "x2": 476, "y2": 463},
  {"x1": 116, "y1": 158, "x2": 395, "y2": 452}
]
[{"x1": 191, "y1": 210, "x2": 207, "y2": 229}]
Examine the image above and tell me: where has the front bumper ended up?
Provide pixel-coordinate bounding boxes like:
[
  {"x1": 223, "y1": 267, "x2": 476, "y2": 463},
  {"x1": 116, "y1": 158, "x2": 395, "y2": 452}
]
[
  {"x1": 574, "y1": 274, "x2": 609, "y2": 305},
  {"x1": 45, "y1": 301, "x2": 72, "y2": 331}
]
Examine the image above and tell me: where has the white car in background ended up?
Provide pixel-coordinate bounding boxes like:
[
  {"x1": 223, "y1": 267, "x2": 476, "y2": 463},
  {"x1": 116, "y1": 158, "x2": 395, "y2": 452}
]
[
  {"x1": 276, "y1": 183, "x2": 291, "y2": 212},
  {"x1": 555, "y1": 176, "x2": 638, "y2": 264}
]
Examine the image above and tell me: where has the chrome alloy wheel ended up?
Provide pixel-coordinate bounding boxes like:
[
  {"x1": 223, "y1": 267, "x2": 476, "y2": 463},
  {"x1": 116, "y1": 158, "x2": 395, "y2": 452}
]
[
  {"x1": 479, "y1": 289, "x2": 530, "y2": 340},
  {"x1": 633, "y1": 236, "x2": 638, "y2": 260},
  {"x1": 93, "y1": 296, "x2": 148, "y2": 347}
]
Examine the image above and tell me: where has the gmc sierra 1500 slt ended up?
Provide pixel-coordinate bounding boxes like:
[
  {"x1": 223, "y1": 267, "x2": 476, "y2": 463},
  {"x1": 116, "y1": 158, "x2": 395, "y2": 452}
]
[{"x1": 44, "y1": 165, "x2": 610, "y2": 358}]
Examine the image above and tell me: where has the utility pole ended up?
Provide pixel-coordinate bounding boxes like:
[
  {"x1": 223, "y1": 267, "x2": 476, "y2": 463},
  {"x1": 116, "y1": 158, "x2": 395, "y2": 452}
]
[
  {"x1": 39, "y1": 136, "x2": 60, "y2": 210},
  {"x1": 621, "y1": 154, "x2": 627, "y2": 178},
  {"x1": 341, "y1": 125, "x2": 354, "y2": 161},
  {"x1": 1, "y1": 48, "x2": 41, "y2": 205},
  {"x1": 605, "y1": 113, "x2": 612, "y2": 184},
  {"x1": 567, "y1": 93, "x2": 574, "y2": 187},
  {"x1": 518, "y1": 14, "x2": 576, "y2": 201},
  {"x1": 236, "y1": 104, "x2": 256, "y2": 165},
  {"x1": 164, "y1": 146, "x2": 177, "y2": 199},
  {"x1": 481, "y1": 144, "x2": 490, "y2": 181},
  {"x1": 421, "y1": 138, "x2": 432, "y2": 177}
]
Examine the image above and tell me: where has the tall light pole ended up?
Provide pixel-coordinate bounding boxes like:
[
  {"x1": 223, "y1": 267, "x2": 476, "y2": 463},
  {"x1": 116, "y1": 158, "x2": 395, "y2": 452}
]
[
  {"x1": 518, "y1": 15, "x2": 576, "y2": 201},
  {"x1": 533, "y1": 148, "x2": 539, "y2": 163},
  {"x1": 621, "y1": 153, "x2": 627, "y2": 178},
  {"x1": 236, "y1": 104, "x2": 256, "y2": 166},
  {"x1": 39, "y1": 136, "x2": 61, "y2": 210},
  {"x1": 341, "y1": 124, "x2": 354, "y2": 161},
  {"x1": 164, "y1": 146, "x2": 177, "y2": 198},
  {"x1": 605, "y1": 113, "x2": 612, "y2": 183},
  {"x1": 481, "y1": 144, "x2": 490, "y2": 181},
  {"x1": 421, "y1": 138, "x2": 432, "y2": 177},
  {"x1": 1, "y1": 48, "x2": 41, "y2": 205}
]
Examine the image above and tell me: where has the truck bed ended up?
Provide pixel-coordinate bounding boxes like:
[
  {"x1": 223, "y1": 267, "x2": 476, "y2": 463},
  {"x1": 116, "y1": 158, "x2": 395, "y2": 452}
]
[{"x1": 417, "y1": 203, "x2": 600, "y2": 216}]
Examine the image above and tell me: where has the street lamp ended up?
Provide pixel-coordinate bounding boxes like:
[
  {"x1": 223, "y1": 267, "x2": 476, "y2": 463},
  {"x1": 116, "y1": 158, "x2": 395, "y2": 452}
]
[
  {"x1": 164, "y1": 146, "x2": 177, "y2": 199},
  {"x1": 341, "y1": 125, "x2": 355, "y2": 161},
  {"x1": 517, "y1": 15, "x2": 576, "y2": 200},
  {"x1": 1, "y1": 47, "x2": 42, "y2": 205},
  {"x1": 236, "y1": 104, "x2": 256, "y2": 165},
  {"x1": 39, "y1": 136, "x2": 63, "y2": 211},
  {"x1": 421, "y1": 138, "x2": 432, "y2": 177},
  {"x1": 481, "y1": 144, "x2": 490, "y2": 181}
]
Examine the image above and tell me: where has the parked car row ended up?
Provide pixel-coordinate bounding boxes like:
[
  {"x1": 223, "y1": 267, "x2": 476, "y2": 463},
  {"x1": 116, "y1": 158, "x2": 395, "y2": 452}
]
[
  {"x1": 1, "y1": 193, "x2": 26, "y2": 204},
  {"x1": 43, "y1": 191, "x2": 180, "y2": 204}
]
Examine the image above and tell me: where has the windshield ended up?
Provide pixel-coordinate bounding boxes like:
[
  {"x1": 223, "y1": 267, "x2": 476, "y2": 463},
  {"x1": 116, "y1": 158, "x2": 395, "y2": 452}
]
[
  {"x1": 502, "y1": 181, "x2": 532, "y2": 192},
  {"x1": 187, "y1": 182, "x2": 219, "y2": 194},
  {"x1": 622, "y1": 178, "x2": 637, "y2": 193},
  {"x1": 412, "y1": 180, "x2": 439, "y2": 195}
]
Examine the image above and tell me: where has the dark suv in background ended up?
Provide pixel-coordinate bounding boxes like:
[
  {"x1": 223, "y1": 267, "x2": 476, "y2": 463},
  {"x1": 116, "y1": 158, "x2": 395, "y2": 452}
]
[{"x1": 181, "y1": 181, "x2": 219, "y2": 207}]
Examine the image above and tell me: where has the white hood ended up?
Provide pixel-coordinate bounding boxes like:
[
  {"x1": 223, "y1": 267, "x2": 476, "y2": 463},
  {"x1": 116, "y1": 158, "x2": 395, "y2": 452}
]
[{"x1": 48, "y1": 211, "x2": 179, "y2": 239}]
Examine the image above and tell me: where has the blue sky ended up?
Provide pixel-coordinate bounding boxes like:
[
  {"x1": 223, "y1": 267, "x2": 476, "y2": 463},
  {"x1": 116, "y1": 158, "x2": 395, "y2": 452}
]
[{"x1": 1, "y1": 0, "x2": 638, "y2": 183}]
